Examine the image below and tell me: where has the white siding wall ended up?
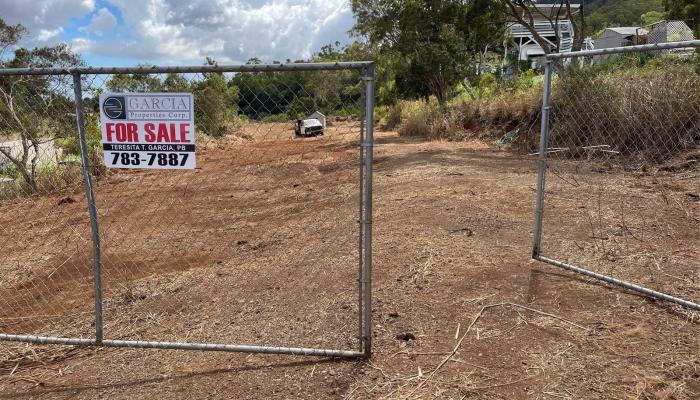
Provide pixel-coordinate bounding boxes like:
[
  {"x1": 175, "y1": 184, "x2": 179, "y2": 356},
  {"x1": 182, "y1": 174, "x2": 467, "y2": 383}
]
[{"x1": 0, "y1": 139, "x2": 60, "y2": 168}]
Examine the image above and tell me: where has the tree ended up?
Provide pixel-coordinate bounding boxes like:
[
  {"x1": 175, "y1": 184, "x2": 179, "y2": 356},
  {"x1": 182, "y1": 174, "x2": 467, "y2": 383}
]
[
  {"x1": 641, "y1": 10, "x2": 665, "y2": 27},
  {"x1": 0, "y1": 19, "x2": 25, "y2": 60},
  {"x1": 585, "y1": 0, "x2": 664, "y2": 34},
  {"x1": 232, "y1": 67, "x2": 306, "y2": 118},
  {"x1": 0, "y1": 18, "x2": 82, "y2": 192},
  {"x1": 162, "y1": 73, "x2": 191, "y2": 92},
  {"x1": 105, "y1": 66, "x2": 163, "y2": 92},
  {"x1": 192, "y1": 59, "x2": 239, "y2": 137},
  {"x1": 502, "y1": 0, "x2": 586, "y2": 72},
  {"x1": 351, "y1": 0, "x2": 505, "y2": 104},
  {"x1": 664, "y1": 0, "x2": 699, "y2": 36}
]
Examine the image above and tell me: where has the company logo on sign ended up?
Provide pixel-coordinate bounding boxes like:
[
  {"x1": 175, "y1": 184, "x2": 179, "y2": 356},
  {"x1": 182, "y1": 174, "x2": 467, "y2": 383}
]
[{"x1": 103, "y1": 96, "x2": 126, "y2": 119}]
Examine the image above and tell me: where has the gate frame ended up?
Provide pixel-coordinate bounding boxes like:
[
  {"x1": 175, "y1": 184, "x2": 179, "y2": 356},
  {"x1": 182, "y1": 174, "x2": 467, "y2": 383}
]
[
  {"x1": 532, "y1": 40, "x2": 700, "y2": 311},
  {"x1": 0, "y1": 61, "x2": 375, "y2": 358}
]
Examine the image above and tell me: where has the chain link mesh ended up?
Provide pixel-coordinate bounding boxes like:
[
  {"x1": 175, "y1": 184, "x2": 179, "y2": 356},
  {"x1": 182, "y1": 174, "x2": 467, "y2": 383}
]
[
  {"x1": 644, "y1": 20, "x2": 697, "y2": 48},
  {"x1": 0, "y1": 65, "x2": 369, "y2": 354},
  {"x1": 0, "y1": 72, "x2": 94, "y2": 339},
  {"x1": 537, "y1": 46, "x2": 699, "y2": 308}
]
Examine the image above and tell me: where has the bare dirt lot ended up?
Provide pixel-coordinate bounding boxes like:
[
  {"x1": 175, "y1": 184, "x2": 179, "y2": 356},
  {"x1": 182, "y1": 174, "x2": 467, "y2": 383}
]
[{"x1": 0, "y1": 123, "x2": 698, "y2": 399}]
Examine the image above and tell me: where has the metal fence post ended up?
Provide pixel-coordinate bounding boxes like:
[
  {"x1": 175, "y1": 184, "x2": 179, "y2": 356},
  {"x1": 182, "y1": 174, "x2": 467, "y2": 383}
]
[
  {"x1": 360, "y1": 64, "x2": 375, "y2": 358},
  {"x1": 532, "y1": 59, "x2": 554, "y2": 258},
  {"x1": 72, "y1": 72, "x2": 104, "y2": 342},
  {"x1": 357, "y1": 69, "x2": 366, "y2": 354}
]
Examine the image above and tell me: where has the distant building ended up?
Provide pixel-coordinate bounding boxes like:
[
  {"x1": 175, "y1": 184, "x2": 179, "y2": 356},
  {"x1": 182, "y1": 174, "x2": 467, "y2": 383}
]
[
  {"x1": 591, "y1": 27, "x2": 648, "y2": 63},
  {"x1": 0, "y1": 138, "x2": 60, "y2": 169},
  {"x1": 589, "y1": 20, "x2": 696, "y2": 64},
  {"x1": 505, "y1": 1, "x2": 582, "y2": 69},
  {"x1": 595, "y1": 27, "x2": 648, "y2": 50},
  {"x1": 647, "y1": 20, "x2": 695, "y2": 45}
]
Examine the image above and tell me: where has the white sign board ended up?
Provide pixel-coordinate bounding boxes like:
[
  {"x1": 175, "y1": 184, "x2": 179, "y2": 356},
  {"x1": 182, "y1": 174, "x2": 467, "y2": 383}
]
[{"x1": 99, "y1": 93, "x2": 196, "y2": 169}]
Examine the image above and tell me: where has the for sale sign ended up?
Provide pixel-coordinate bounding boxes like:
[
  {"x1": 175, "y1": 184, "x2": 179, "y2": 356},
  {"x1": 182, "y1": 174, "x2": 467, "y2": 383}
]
[{"x1": 99, "y1": 93, "x2": 196, "y2": 169}]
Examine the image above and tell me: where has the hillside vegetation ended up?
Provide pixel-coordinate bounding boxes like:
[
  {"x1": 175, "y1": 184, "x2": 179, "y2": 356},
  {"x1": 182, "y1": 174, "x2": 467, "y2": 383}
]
[
  {"x1": 1, "y1": 0, "x2": 699, "y2": 197},
  {"x1": 586, "y1": 0, "x2": 664, "y2": 34},
  {"x1": 386, "y1": 54, "x2": 700, "y2": 164}
]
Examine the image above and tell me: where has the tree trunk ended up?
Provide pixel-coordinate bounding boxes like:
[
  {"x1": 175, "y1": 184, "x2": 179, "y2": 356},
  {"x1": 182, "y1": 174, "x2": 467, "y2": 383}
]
[
  {"x1": 504, "y1": 0, "x2": 583, "y2": 75},
  {"x1": 0, "y1": 147, "x2": 38, "y2": 192}
]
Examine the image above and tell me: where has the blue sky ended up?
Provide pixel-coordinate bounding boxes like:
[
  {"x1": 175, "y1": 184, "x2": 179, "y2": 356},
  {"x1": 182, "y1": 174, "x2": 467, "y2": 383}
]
[{"x1": 2, "y1": 0, "x2": 356, "y2": 66}]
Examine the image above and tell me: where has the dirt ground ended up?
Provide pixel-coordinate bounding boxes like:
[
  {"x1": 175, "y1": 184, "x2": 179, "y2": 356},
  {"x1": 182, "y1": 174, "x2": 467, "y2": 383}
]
[{"x1": 0, "y1": 122, "x2": 698, "y2": 399}]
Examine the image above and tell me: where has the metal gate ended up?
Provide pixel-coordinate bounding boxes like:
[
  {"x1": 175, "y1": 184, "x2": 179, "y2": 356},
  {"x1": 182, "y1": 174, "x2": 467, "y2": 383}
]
[
  {"x1": 533, "y1": 40, "x2": 700, "y2": 311},
  {"x1": 0, "y1": 62, "x2": 374, "y2": 358}
]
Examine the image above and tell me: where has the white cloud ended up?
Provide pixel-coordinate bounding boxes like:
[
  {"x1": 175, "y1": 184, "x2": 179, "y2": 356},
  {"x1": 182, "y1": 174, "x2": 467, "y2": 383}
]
[
  {"x1": 70, "y1": 37, "x2": 96, "y2": 53},
  {"x1": 37, "y1": 27, "x2": 64, "y2": 41},
  {"x1": 83, "y1": 8, "x2": 118, "y2": 35},
  {"x1": 3, "y1": 0, "x2": 356, "y2": 65},
  {"x1": 1, "y1": 0, "x2": 95, "y2": 35},
  {"x1": 100, "y1": 0, "x2": 355, "y2": 64}
]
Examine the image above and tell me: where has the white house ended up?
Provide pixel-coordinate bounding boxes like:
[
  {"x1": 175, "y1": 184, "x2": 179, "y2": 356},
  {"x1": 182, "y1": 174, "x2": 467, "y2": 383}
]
[
  {"x1": 505, "y1": 1, "x2": 582, "y2": 68},
  {"x1": 0, "y1": 138, "x2": 60, "y2": 169}
]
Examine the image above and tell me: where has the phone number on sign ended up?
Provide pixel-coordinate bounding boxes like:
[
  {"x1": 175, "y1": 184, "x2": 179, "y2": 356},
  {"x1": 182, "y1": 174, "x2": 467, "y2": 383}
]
[{"x1": 108, "y1": 152, "x2": 191, "y2": 167}]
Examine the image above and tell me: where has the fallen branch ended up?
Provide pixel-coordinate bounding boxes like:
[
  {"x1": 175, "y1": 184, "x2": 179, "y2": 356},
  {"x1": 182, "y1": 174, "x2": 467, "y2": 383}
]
[
  {"x1": 403, "y1": 303, "x2": 503, "y2": 399},
  {"x1": 403, "y1": 302, "x2": 587, "y2": 399}
]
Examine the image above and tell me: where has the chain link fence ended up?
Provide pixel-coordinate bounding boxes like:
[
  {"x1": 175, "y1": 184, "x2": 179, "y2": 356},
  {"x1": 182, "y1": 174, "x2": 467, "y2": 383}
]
[
  {"x1": 533, "y1": 41, "x2": 700, "y2": 310},
  {"x1": 644, "y1": 19, "x2": 697, "y2": 47},
  {"x1": 0, "y1": 62, "x2": 374, "y2": 358}
]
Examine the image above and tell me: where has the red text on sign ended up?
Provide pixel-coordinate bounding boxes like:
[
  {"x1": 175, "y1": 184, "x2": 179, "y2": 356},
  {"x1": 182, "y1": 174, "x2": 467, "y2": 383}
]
[
  {"x1": 144, "y1": 123, "x2": 192, "y2": 143},
  {"x1": 105, "y1": 123, "x2": 138, "y2": 142},
  {"x1": 104, "y1": 123, "x2": 192, "y2": 143}
]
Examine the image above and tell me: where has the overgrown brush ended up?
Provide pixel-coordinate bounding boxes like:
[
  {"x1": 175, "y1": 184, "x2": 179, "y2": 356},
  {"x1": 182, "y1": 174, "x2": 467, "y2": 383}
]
[
  {"x1": 550, "y1": 60, "x2": 700, "y2": 164},
  {"x1": 0, "y1": 161, "x2": 84, "y2": 200},
  {"x1": 397, "y1": 99, "x2": 442, "y2": 138},
  {"x1": 388, "y1": 80, "x2": 543, "y2": 144},
  {"x1": 388, "y1": 55, "x2": 699, "y2": 164}
]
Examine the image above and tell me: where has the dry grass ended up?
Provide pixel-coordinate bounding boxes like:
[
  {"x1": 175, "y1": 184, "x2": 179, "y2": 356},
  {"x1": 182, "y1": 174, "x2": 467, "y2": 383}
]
[
  {"x1": 390, "y1": 57, "x2": 699, "y2": 162},
  {"x1": 0, "y1": 121, "x2": 697, "y2": 399}
]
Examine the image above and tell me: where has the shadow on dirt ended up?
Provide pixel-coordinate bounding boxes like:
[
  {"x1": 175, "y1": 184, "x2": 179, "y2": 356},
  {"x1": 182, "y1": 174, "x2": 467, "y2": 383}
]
[
  {"x1": 0, "y1": 358, "x2": 353, "y2": 399},
  {"x1": 526, "y1": 267, "x2": 700, "y2": 324}
]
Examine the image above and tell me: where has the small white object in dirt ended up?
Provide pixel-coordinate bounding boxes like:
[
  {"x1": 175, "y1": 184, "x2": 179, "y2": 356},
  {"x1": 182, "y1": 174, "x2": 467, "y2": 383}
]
[{"x1": 308, "y1": 111, "x2": 326, "y2": 128}]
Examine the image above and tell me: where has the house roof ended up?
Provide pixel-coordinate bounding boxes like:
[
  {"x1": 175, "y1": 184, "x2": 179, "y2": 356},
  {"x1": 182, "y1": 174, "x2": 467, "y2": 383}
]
[
  {"x1": 605, "y1": 27, "x2": 647, "y2": 36},
  {"x1": 651, "y1": 20, "x2": 693, "y2": 31}
]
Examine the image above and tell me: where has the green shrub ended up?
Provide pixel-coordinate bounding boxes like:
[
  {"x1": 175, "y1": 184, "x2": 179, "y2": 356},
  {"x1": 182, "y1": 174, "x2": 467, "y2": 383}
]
[
  {"x1": 514, "y1": 69, "x2": 540, "y2": 91},
  {"x1": 0, "y1": 162, "x2": 20, "y2": 179},
  {"x1": 0, "y1": 159, "x2": 83, "y2": 200},
  {"x1": 55, "y1": 113, "x2": 108, "y2": 177},
  {"x1": 383, "y1": 103, "x2": 403, "y2": 130},
  {"x1": 261, "y1": 114, "x2": 289, "y2": 123},
  {"x1": 398, "y1": 99, "x2": 441, "y2": 137},
  {"x1": 334, "y1": 105, "x2": 361, "y2": 118},
  {"x1": 193, "y1": 73, "x2": 240, "y2": 137}
]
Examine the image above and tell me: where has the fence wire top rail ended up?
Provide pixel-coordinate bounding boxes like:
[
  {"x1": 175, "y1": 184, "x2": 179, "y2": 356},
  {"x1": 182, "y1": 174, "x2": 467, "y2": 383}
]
[
  {"x1": 547, "y1": 40, "x2": 700, "y2": 59},
  {"x1": 0, "y1": 61, "x2": 374, "y2": 76}
]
